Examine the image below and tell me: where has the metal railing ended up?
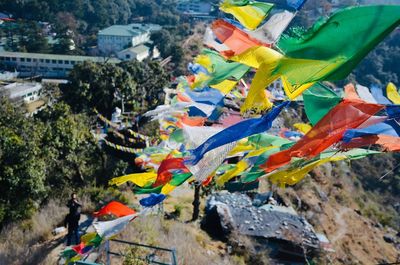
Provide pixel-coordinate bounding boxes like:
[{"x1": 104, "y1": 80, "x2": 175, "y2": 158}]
[{"x1": 105, "y1": 239, "x2": 178, "y2": 265}]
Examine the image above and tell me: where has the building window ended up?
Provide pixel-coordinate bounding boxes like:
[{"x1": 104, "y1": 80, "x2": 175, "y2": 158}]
[
  {"x1": 46, "y1": 59, "x2": 50, "y2": 63},
  {"x1": 40, "y1": 59, "x2": 44, "y2": 63},
  {"x1": 126, "y1": 54, "x2": 130, "y2": 59},
  {"x1": 11, "y1": 57, "x2": 16, "y2": 61},
  {"x1": 64, "y1": 60, "x2": 70, "y2": 64},
  {"x1": 58, "y1": 60, "x2": 63, "y2": 64},
  {"x1": 20, "y1": 58, "x2": 25, "y2": 62},
  {"x1": 52, "y1": 60, "x2": 57, "y2": 64},
  {"x1": 27, "y1": 58, "x2": 31, "y2": 62}
]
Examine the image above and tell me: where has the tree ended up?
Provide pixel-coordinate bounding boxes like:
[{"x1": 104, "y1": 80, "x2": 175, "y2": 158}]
[
  {"x1": 62, "y1": 61, "x2": 137, "y2": 115},
  {"x1": 120, "y1": 60, "x2": 170, "y2": 112},
  {"x1": 0, "y1": 98, "x2": 106, "y2": 226},
  {"x1": 150, "y1": 29, "x2": 173, "y2": 58},
  {"x1": 0, "y1": 99, "x2": 47, "y2": 224},
  {"x1": 36, "y1": 102, "x2": 103, "y2": 189},
  {"x1": 353, "y1": 31, "x2": 400, "y2": 86},
  {"x1": 11, "y1": 20, "x2": 51, "y2": 53},
  {"x1": 63, "y1": 60, "x2": 169, "y2": 115}
]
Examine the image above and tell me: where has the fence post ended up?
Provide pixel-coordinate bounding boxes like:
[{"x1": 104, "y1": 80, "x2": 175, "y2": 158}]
[
  {"x1": 171, "y1": 249, "x2": 178, "y2": 265},
  {"x1": 106, "y1": 240, "x2": 111, "y2": 265}
]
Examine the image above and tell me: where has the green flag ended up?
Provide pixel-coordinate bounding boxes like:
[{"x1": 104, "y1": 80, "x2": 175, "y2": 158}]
[
  {"x1": 303, "y1": 83, "x2": 342, "y2": 126},
  {"x1": 197, "y1": 49, "x2": 250, "y2": 86},
  {"x1": 278, "y1": 5, "x2": 400, "y2": 81},
  {"x1": 229, "y1": 5, "x2": 400, "y2": 113}
]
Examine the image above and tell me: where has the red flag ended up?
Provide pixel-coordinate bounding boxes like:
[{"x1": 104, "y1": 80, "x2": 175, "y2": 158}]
[
  {"x1": 212, "y1": 19, "x2": 269, "y2": 57},
  {"x1": 153, "y1": 158, "x2": 190, "y2": 187},
  {"x1": 341, "y1": 135, "x2": 400, "y2": 152},
  {"x1": 93, "y1": 201, "x2": 136, "y2": 218},
  {"x1": 262, "y1": 99, "x2": 384, "y2": 172}
]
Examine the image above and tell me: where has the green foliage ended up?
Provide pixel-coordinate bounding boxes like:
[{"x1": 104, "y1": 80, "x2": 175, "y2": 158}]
[
  {"x1": 84, "y1": 186, "x2": 129, "y2": 207},
  {"x1": 119, "y1": 60, "x2": 169, "y2": 112},
  {"x1": 4, "y1": 20, "x2": 51, "y2": 53},
  {"x1": 62, "y1": 61, "x2": 136, "y2": 115},
  {"x1": 351, "y1": 154, "x2": 400, "y2": 196},
  {"x1": 173, "y1": 204, "x2": 183, "y2": 218},
  {"x1": 0, "y1": 0, "x2": 182, "y2": 55},
  {"x1": 353, "y1": 31, "x2": 400, "y2": 86},
  {"x1": 150, "y1": 24, "x2": 193, "y2": 76},
  {"x1": 0, "y1": 99, "x2": 106, "y2": 226},
  {"x1": 62, "y1": 60, "x2": 169, "y2": 115},
  {"x1": 139, "y1": 120, "x2": 160, "y2": 138},
  {"x1": 361, "y1": 203, "x2": 396, "y2": 228},
  {"x1": 0, "y1": 99, "x2": 47, "y2": 224},
  {"x1": 0, "y1": 0, "x2": 181, "y2": 34},
  {"x1": 36, "y1": 102, "x2": 103, "y2": 188}
]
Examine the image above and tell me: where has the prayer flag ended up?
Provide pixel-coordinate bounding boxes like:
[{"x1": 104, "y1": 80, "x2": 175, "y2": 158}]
[{"x1": 220, "y1": 0, "x2": 274, "y2": 30}]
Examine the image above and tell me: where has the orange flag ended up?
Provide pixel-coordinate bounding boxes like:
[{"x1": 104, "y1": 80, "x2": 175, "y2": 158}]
[
  {"x1": 262, "y1": 99, "x2": 384, "y2": 172},
  {"x1": 341, "y1": 135, "x2": 400, "y2": 152},
  {"x1": 344, "y1": 83, "x2": 361, "y2": 100},
  {"x1": 212, "y1": 19, "x2": 269, "y2": 57}
]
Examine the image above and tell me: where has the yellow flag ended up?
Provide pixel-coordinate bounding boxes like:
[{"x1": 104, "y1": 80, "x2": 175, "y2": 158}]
[
  {"x1": 281, "y1": 77, "x2": 315, "y2": 100},
  {"x1": 109, "y1": 172, "x2": 157, "y2": 187},
  {"x1": 211, "y1": 79, "x2": 238, "y2": 95},
  {"x1": 293, "y1": 123, "x2": 312, "y2": 134},
  {"x1": 220, "y1": 0, "x2": 274, "y2": 30},
  {"x1": 229, "y1": 143, "x2": 255, "y2": 156},
  {"x1": 216, "y1": 160, "x2": 249, "y2": 186},
  {"x1": 229, "y1": 46, "x2": 343, "y2": 113},
  {"x1": 386, "y1": 82, "x2": 400, "y2": 104},
  {"x1": 195, "y1": 54, "x2": 213, "y2": 72},
  {"x1": 81, "y1": 232, "x2": 97, "y2": 244},
  {"x1": 268, "y1": 156, "x2": 345, "y2": 187},
  {"x1": 161, "y1": 183, "x2": 177, "y2": 195},
  {"x1": 217, "y1": 148, "x2": 271, "y2": 186}
]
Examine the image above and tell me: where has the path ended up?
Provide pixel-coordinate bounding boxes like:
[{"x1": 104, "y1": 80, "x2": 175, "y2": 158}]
[
  {"x1": 331, "y1": 207, "x2": 351, "y2": 243},
  {"x1": 31, "y1": 214, "x2": 94, "y2": 265}
]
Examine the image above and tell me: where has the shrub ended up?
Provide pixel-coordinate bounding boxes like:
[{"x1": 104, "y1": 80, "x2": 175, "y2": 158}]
[{"x1": 0, "y1": 200, "x2": 67, "y2": 264}]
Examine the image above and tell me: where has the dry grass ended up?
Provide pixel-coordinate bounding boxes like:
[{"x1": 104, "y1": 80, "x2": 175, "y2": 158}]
[
  {"x1": 0, "y1": 200, "x2": 67, "y2": 265},
  {"x1": 98, "y1": 214, "x2": 237, "y2": 265}
]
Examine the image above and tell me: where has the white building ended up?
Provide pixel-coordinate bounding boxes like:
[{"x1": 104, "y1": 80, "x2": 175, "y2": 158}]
[
  {"x1": 97, "y1": 23, "x2": 161, "y2": 56},
  {"x1": 117, "y1": 45, "x2": 150, "y2": 62},
  {"x1": 176, "y1": 1, "x2": 212, "y2": 15},
  {"x1": 1, "y1": 82, "x2": 42, "y2": 103},
  {"x1": 117, "y1": 44, "x2": 160, "y2": 62},
  {"x1": 0, "y1": 51, "x2": 120, "y2": 78}
]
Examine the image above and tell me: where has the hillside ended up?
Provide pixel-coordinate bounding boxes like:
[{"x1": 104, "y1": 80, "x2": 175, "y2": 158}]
[{"x1": 0, "y1": 1, "x2": 399, "y2": 265}]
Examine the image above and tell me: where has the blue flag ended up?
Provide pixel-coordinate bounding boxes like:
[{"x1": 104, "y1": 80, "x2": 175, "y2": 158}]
[
  {"x1": 386, "y1": 105, "x2": 400, "y2": 120},
  {"x1": 286, "y1": 0, "x2": 307, "y2": 10},
  {"x1": 139, "y1": 193, "x2": 166, "y2": 207},
  {"x1": 371, "y1": 85, "x2": 391, "y2": 105},
  {"x1": 187, "y1": 101, "x2": 289, "y2": 165},
  {"x1": 185, "y1": 87, "x2": 225, "y2": 106},
  {"x1": 343, "y1": 120, "x2": 400, "y2": 143}
]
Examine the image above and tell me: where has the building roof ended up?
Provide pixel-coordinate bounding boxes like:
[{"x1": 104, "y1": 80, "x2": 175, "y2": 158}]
[
  {"x1": 121, "y1": 44, "x2": 150, "y2": 55},
  {"x1": 0, "y1": 51, "x2": 120, "y2": 63},
  {"x1": 2, "y1": 82, "x2": 42, "y2": 99},
  {"x1": 98, "y1": 23, "x2": 161, "y2": 37}
]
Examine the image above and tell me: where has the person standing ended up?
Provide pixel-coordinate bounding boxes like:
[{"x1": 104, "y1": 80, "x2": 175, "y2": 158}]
[{"x1": 65, "y1": 193, "x2": 82, "y2": 246}]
